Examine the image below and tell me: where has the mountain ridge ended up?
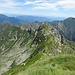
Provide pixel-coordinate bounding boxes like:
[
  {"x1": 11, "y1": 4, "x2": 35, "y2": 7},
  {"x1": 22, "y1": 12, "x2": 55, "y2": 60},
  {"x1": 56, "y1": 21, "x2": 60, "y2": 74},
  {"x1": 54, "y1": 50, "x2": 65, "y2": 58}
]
[
  {"x1": 0, "y1": 15, "x2": 75, "y2": 75},
  {"x1": 50, "y1": 17, "x2": 75, "y2": 41},
  {"x1": 0, "y1": 22, "x2": 75, "y2": 75}
]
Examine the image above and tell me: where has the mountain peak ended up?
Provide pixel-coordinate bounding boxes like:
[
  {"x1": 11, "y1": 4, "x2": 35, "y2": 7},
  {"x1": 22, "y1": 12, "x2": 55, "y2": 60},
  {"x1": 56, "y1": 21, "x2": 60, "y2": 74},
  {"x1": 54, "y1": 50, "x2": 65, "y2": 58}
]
[
  {"x1": 65, "y1": 17, "x2": 75, "y2": 20},
  {"x1": 0, "y1": 14, "x2": 7, "y2": 18}
]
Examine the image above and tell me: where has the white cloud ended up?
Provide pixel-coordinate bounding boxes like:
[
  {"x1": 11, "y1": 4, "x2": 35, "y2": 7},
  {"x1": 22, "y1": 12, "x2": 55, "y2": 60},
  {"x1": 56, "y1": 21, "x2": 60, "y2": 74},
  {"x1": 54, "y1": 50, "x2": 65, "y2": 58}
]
[
  {"x1": 0, "y1": 0, "x2": 75, "y2": 17},
  {"x1": 23, "y1": 0, "x2": 75, "y2": 10},
  {"x1": 33, "y1": 2, "x2": 58, "y2": 10},
  {"x1": 23, "y1": 0, "x2": 58, "y2": 10},
  {"x1": 0, "y1": 0, "x2": 75, "y2": 10},
  {"x1": 57, "y1": 0, "x2": 75, "y2": 9},
  {"x1": 23, "y1": 0, "x2": 43, "y2": 5},
  {"x1": 0, "y1": 0, "x2": 21, "y2": 8}
]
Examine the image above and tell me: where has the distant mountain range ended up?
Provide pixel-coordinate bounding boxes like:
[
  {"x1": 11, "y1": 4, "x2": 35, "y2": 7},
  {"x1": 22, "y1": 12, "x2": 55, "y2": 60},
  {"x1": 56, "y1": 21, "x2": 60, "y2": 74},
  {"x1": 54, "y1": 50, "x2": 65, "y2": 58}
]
[
  {"x1": 16, "y1": 15, "x2": 65, "y2": 23},
  {"x1": 0, "y1": 14, "x2": 25, "y2": 25},
  {"x1": 0, "y1": 14, "x2": 65, "y2": 25},
  {"x1": 0, "y1": 14, "x2": 52, "y2": 25},
  {"x1": 16, "y1": 15, "x2": 52, "y2": 23}
]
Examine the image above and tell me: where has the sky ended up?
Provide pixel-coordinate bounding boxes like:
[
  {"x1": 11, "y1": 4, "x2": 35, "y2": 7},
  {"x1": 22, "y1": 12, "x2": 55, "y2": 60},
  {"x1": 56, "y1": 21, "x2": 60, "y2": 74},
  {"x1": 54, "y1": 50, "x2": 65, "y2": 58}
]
[{"x1": 0, "y1": 0, "x2": 75, "y2": 17}]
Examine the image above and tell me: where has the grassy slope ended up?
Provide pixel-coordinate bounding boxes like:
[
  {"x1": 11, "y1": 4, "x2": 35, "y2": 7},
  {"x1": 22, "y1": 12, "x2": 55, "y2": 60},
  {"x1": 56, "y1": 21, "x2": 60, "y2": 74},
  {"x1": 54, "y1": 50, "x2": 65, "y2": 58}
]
[
  {"x1": 16, "y1": 54, "x2": 75, "y2": 75},
  {"x1": 2, "y1": 23, "x2": 75, "y2": 75},
  {"x1": 3, "y1": 54, "x2": 75, "y2": 75}
]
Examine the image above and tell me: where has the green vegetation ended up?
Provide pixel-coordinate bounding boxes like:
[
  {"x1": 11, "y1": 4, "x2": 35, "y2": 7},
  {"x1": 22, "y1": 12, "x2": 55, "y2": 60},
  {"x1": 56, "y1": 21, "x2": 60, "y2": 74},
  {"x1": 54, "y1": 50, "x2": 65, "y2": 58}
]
[
  {"x1": 3, "y1": 54, "x2": 75, "y2": 75},
  {"x1": 0, "y1": 22, "x2": 75, "y2": 75},
  {"x1": 15, "y1": 54, "x2": 75, "y2": 75}
]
